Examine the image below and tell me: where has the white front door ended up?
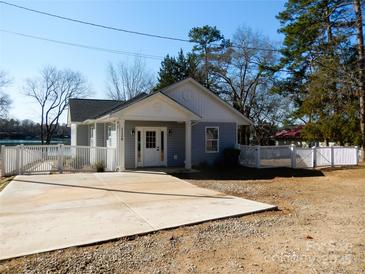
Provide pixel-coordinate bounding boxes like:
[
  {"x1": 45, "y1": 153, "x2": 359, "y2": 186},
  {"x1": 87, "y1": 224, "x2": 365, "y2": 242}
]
[{"x1": 136, "y1": 127, "x2": 167, "y2": 167}]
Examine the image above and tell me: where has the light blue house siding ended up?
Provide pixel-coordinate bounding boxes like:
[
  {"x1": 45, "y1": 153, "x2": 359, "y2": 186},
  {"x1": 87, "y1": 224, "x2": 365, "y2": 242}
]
[
  {"x1": 124, "y1": 121, "x2": 185, "y2": 169},
  {"x1": 191, "y1": 122, "x2": 236, "y2": 166},
  {"x1": 124, "y1": 121, "x2": 236, "y2": 168}
]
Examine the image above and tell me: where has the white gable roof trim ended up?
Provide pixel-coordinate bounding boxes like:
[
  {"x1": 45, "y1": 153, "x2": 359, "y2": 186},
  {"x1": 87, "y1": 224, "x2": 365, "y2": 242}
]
[{"x1": 98, "y1": 92, "x2": 201, "y2": 122}]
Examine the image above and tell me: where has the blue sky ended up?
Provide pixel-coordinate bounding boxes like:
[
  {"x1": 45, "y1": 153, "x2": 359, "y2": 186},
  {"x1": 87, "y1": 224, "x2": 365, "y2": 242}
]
[{"x1": 0, "y1": 0, "x2": 286, "y2": 123}]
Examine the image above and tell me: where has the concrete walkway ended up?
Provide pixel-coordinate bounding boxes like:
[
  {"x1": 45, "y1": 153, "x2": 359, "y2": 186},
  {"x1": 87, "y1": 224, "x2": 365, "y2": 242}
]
[{"x1": 0, "y1": 172, "x2": 276, "y2": 260}]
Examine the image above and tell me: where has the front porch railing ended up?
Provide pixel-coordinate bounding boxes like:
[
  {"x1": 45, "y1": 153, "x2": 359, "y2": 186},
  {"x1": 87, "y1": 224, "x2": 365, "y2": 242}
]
[{"x1": 1, "y1": 144, "x2": 117, "y2": 176}]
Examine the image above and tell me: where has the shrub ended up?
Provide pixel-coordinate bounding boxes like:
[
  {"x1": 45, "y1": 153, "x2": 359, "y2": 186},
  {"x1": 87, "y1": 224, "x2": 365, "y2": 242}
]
[
  {"x1": 223, "y1": 148, "x2": 240, "y2": 167},
  {"x1": 94, "y1": 161, "x2": 105, "y2": 172}
]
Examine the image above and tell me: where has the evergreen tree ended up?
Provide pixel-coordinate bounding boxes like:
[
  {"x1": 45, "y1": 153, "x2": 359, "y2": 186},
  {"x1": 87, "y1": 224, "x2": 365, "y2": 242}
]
[
  {"x1": 276, "y1": 0, "x2": 363, "y2": 148},
  {"x1": 299, "y1": 50, "x2": 361, "y2": 145},
  {"x1": 155, "y1": 49, "x2": 204, "y2": 90},
  {"x1": 188, "y1": 25, "x2": 229, "y2": 90}
]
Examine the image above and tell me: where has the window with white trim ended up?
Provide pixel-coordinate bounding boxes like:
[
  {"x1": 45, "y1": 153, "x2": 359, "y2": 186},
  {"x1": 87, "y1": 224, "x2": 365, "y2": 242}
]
[{"x1": 205, "y1": 127, "x2": 219, "y2": 153}]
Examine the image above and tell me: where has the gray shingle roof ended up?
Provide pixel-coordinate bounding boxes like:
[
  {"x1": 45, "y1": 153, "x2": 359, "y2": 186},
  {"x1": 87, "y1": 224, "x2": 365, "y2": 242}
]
[
  {"x1": 69, "y1": 93, "x2": 147, "y2": 122},
  {"x1": 69, "y1": 99, "x2": 122, "y2": 122},
  {"x1": 93, "y1": 93, "x2": 149, "y2": 119}
]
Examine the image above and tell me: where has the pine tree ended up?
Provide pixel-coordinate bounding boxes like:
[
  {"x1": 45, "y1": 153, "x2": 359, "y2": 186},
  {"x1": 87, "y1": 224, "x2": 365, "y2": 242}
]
[
  {"x1": 154, "y1": 49, "x2": 204, "y2": 90},
  {"x1": 188, "y1": 25, "x2": 229, "y2": 90},
  {"x1": 276, "y1": 0, "x2": 364, "y2": 148}
]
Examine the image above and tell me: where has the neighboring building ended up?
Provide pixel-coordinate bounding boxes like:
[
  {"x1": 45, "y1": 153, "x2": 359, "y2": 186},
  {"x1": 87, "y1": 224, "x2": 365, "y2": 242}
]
[
  {"x1": 274, "y1": 125, "x2": 336, "y2": 147},
  {"x1": 274, "y1": 126, "x2": 305, "y2": 146},
  {"x1": 68, "y1": 78, "x2": 251, "y2": 169}
]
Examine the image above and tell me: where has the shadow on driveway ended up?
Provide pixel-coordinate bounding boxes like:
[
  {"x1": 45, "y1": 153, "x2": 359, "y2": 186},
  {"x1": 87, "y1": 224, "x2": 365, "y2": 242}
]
[
  {"x1": 170, "y1": 166, "x2": 325, "y2": 181},
  {"x1": 13, "y1": 179, "x2": 232, "y2": 199}
]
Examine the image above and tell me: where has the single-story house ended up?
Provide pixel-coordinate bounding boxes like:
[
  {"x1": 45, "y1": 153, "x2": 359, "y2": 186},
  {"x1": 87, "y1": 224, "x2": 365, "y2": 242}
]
[{"x1": 67, "y1": 78, "x2": 251, "y2": 170}]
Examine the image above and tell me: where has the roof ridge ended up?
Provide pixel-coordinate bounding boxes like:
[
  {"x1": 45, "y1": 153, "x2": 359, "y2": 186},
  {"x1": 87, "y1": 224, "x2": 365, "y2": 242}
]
[{"x1": 69, "y1": 98, "x2": 123, "y2": 102}]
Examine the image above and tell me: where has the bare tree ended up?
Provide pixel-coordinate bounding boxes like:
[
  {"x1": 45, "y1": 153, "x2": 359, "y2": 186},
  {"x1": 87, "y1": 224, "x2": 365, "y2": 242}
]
[
  {"x1": 0, "y1": 71, "x2": 12, "y2": 118},
  {"x1": 213, "y1": 25, "x2": 288, "y2": 144},
  {"x1": 24, "y1": 66, "x2": 89, "y2": 144},
  {"x1": 106, "y1": 57, "x2": 154, "y2": 101}
]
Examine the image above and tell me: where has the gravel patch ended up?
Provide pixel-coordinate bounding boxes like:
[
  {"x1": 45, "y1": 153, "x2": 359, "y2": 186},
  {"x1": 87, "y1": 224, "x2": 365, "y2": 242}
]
[{"x1": 1, "y1": 167, "x2": 364, "y2": 273}]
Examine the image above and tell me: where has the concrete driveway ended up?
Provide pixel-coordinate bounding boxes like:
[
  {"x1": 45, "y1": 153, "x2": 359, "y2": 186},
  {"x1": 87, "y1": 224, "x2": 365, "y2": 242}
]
[{"x1": 0, "y1": 172, "x2": 275, "y2": 260}]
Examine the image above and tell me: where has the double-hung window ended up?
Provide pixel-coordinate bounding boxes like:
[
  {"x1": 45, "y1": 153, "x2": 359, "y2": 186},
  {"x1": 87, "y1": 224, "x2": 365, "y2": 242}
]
[{"x1": 205, "y1": 127, "x2": 219, "y2": 153}]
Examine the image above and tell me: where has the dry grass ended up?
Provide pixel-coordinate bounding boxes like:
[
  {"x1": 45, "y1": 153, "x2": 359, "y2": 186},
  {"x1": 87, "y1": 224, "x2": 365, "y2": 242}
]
[{"x1": 0, "y1": 176, "x2": 13, "y2": 192}]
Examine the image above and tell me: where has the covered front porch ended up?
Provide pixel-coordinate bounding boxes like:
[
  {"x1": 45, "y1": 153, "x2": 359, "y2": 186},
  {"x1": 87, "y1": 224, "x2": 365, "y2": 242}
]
[
  {"x1": 73, "y1": 119, "x2": 193, "y2": 170},
  {"x1": 124, "y1": 120, "x2": 190, "y2": 169},
  {"x1": 80, "y1": 92, "x2": 200, "y2": 170}
]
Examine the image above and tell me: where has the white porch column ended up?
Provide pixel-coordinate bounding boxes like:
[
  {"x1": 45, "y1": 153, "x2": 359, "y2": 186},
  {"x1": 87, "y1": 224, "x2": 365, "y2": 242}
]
[
  {"x1": 117, "y1": 119, "x2": 125, "y2": 171},
  {"x1": 94, "y1": 122, "x2": 98, "y2": 147},
  {"x1": 185, "y1": 120, "x2": 192, "y2": 169}
]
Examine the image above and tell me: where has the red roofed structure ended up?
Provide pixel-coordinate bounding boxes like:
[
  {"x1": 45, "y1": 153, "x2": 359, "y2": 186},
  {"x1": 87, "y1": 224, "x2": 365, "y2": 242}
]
[
  {"x1": 274, "y1": 125, "x2": 304, "y2": 140},
  {"x1": 273, "y1": 125, "x2": 307, "y2": 146}
]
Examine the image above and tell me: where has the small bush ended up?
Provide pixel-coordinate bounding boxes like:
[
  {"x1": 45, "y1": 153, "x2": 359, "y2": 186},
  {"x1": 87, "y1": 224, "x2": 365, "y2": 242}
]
[
  {"x1": 94, "y1": 161, "x2": 105, "y2": 172},
  {"x1": 223, "y1": 148, "x2": 240, "y2": 167}
]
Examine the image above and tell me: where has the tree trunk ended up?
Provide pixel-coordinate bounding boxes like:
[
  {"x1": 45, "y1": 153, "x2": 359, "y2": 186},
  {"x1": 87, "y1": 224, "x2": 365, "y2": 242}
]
[
  {"x1": 354, "y1": 0, "x2": 365, "y2": 161},
  {"x1": 204, "y1": 45, "x2": 209, "y2": 89},
  {"x1": 46, "y1": 123, "x2": 59, "y2": 145},
  {"x1": 239, "y1": 125, "x2": 250, "y2": 145},
  {"x1": 45, "y1": 130, "x2": 52, "y2": 145}
]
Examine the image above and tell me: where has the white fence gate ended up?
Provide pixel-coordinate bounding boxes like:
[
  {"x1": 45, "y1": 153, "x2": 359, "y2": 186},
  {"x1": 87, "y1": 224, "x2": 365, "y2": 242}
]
[
  {"x1": 239, "y1": 145, "x2": 359, "y2": 169},
  {"x1": 1, "y1": 144, "x2": 117, "y2": 176}
]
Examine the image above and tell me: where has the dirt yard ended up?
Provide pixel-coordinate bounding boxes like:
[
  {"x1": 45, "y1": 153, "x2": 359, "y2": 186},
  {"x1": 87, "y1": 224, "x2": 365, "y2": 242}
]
[{"x1": 0, "y1": 166, "x2": 364, "y2": 273}]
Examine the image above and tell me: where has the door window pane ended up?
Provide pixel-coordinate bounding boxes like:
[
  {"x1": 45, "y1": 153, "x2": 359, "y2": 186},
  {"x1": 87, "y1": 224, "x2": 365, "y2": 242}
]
[{"x1": 145, "y1": 131, "x2": 156, "y2": 148}]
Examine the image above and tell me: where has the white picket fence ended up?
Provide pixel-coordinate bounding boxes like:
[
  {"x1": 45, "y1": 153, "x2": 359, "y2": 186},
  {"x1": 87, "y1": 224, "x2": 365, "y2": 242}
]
[
  {"x1": 1, "y1": 144, "x2": 117, "y2": 176},
  {"x1": 239, "y1": 145, "x2": 359, "y2": 169}
]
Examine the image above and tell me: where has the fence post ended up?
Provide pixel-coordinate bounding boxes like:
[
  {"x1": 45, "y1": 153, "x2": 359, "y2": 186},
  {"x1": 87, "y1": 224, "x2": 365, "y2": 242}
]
[
  {"x1": 0, "y1": 145, "x2": 5, "y2": 176},
  {"x1": 256, "y1": 145, "x2": 260, "y2": 168},
  {"x1": 355, "y1": 146, "x2": 359, "y2": 165},
  {"x1": 19, "y1": 144, "x2": 24, "y2": 175},
  {"x1": 330, "y1": 146, "x2": 335, "y2": 167},
  {"x1": 291, "y1": 144, "x2": 296, "y2": 168},
  {"x1": 15, "y1": 145, "x2": 20, "y2": 175},
  {"x1": 58, "y1": 144, "x2": 64, "y2": 173},
  {"x1": 312, "y1": 146, "x2": 316, "y2": 168}
]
